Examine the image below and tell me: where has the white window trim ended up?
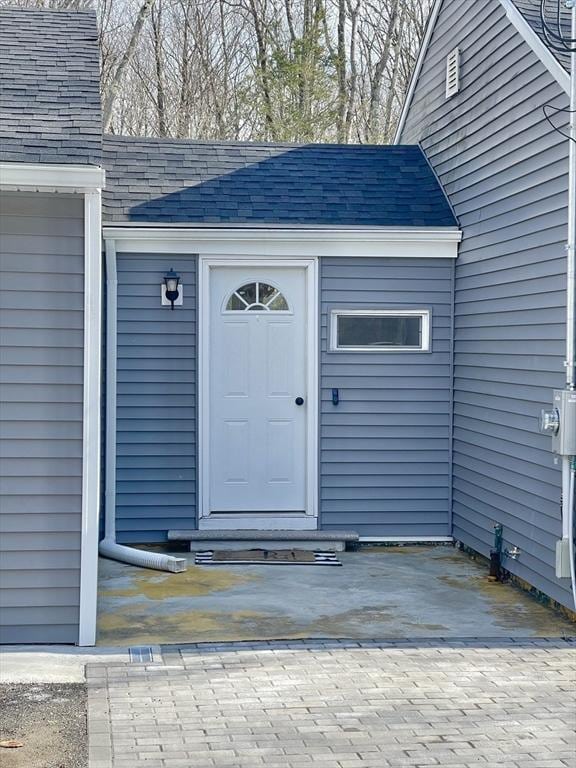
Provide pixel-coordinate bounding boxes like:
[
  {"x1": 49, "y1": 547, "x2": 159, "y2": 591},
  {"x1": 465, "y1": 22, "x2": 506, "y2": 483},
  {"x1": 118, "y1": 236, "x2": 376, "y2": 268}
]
[
  {"x1": 330, "y1": 309, "x2": 431, "y2": 353},
  {"x1": 198, "y1": 256, "x2": 319, "y2": 529}
]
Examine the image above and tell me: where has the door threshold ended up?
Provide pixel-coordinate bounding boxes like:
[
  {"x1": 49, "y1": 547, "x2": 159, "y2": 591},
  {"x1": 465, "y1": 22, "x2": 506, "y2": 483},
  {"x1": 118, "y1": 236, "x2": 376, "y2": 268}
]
[
  {"x1": 169, "y1": 528, "x2": 358, "y2": 551},
  {"x1": 199, "y1": 516, "x2": 318, "y2": 531}
]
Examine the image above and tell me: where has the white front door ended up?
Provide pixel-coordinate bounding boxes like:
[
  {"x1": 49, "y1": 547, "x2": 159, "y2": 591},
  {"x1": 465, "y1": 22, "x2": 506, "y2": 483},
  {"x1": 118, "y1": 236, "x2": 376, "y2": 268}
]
[{"x1": 205, "y1": 265, "x2": 312, "y2": 524}]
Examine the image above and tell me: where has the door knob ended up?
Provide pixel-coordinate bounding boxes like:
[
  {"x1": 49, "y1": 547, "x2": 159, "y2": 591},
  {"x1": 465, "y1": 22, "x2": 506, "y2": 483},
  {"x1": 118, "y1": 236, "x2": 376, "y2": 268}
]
[{"x1": 295, "y1": 397, "x2": 304, "y2": 406}]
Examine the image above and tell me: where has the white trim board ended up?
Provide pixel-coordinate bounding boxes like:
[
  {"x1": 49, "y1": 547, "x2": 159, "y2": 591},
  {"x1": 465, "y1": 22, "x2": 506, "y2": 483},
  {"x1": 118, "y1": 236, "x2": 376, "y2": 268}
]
[
  {"x1": 394, "y1": 0, "x2": 444, "y2": 144},
  {"x1": 0, "y1": 162, "x2": 105, "y2": 192},
  {"x1": 198, "y1": 256, "x2": 319, "y2": 528},
  {"x1": 78, "y1": 190, "x2": 103, "y2": 647},
  {"x1": 102, "y1": 228, "x2": 460, "y2": 259},
  {"x1": 498, "y1": 0, "x2": 570, "y2": 94},
  {"x1": 199, "y1": 516, "x2": 319, "y2": 531},
  {"x1": 394, "y1": 0, "x2": 570, "y2": 143},
  {"x1": 359, "y1": 537, "x2": 454, "y2": 543}
]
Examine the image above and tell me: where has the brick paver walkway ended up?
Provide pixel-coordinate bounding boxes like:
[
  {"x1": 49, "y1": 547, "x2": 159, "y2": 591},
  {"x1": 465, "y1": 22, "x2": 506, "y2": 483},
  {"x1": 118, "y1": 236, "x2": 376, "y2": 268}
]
[{"x1": 87, "y1": 639, "x2": 576, "y2": 768}]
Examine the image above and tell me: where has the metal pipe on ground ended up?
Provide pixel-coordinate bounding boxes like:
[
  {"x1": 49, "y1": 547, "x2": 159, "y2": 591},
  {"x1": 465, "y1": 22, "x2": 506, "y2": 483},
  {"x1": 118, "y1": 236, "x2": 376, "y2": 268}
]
[{"x1": 489, "y1": 524, "x2": 503, "y2": 581}]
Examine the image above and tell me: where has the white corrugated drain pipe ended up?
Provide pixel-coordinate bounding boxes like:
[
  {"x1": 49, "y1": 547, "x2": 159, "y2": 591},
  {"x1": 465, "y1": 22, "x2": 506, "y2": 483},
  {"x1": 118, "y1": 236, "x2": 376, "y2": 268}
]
[{"x1": 100, "y1": 239, "x2": 186, "y2": 573}]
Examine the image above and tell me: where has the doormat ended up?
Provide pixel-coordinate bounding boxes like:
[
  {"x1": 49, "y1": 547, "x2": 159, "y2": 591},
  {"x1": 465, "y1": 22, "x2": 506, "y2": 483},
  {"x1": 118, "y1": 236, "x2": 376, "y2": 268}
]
[{"x1": 194, "y1": 549, "x2": 342, "y2": 566}]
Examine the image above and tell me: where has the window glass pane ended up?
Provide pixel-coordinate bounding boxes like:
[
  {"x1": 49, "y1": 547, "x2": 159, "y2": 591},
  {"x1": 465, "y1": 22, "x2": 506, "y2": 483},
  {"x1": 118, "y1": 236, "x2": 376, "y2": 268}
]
[
  {"x1": 225, "y1": 283, "x2": 289, "y2": 312},
  {"x1": 226, "y1": 293, "x2": 247, "y2": 310},
  {"x1": 268, "y1": 293, "x2": 288, "y2": 311},
  {"x1": 337, "y1": 315, "x2": 422, "y2": 348},
  {"x1": 237, "y1": 283, "x2": 257, "y2": 304},
  {"x1": 258, "y1": 283, "x2": 277, "y2": 304}
]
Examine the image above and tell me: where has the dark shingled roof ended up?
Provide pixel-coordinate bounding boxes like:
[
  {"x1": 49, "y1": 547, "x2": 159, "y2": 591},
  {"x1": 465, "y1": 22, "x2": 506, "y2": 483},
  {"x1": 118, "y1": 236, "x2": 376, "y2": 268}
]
[
  {"x1": 0, "y1": 7, "x2": 101, "y2": 165},
  {"x1": 102, "y1": 137, "x2": 457, "y2": 227},
  {"x1": 510, "y1": 0, "x2": 571, "y2": 72}
]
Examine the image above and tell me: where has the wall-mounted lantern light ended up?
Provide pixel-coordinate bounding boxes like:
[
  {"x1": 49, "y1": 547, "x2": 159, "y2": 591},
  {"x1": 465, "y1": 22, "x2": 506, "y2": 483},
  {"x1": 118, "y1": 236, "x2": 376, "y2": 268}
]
[{"x1": 162, "y1": 268, "x2": 181, "y2": 310}]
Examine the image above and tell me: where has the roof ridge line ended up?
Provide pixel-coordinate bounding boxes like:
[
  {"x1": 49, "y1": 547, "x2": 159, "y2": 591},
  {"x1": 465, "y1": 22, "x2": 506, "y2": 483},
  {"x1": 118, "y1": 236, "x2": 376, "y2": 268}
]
[{"x1": 103, "y1": 134, "x2": 412, "y2": 150}]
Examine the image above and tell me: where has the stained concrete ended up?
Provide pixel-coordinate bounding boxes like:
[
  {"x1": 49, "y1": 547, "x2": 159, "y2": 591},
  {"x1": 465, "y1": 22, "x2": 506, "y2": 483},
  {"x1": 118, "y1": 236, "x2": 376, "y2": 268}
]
[{"x1": 96, "y1": 545, "x2": 575, "y2": 646}]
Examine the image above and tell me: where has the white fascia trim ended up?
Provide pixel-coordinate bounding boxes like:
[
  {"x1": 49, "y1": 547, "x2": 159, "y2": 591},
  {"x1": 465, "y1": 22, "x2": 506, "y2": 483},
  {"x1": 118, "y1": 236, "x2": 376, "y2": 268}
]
[
  {"x1": 78, "y1": 189, "x2": 103, "y2": 647},
  {"x1": 498, "y1": 0, "x2": 570, "y2": 95},
  {"x1": 359, "y1": 536, "x2": 454, "y2": 543},
  {"x1": 394, "y1": 0, "x2": 443, "y2": 144},
  {"x1": 104, "y1": 226, "x2": 461, "y2": 243},
  {"x1": 0, "y1": 162, "x2": 106, "y2": 192},
  {"x1": 103, "y1": 227, "x2": 461, "y2": 259}
]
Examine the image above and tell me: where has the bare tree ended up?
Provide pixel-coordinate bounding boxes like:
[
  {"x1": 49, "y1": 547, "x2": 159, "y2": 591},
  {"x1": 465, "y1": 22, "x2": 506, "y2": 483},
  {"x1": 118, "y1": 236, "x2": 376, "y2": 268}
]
[
  {"x1": 1, "y1": 0, "x2": 431, "y2": 144},
  {"x1": 102, "y1": 0, "x2": 156, "y2": 131},
  {"x1": 150, "y1": 0, "x2": 167, "y2": 136}
]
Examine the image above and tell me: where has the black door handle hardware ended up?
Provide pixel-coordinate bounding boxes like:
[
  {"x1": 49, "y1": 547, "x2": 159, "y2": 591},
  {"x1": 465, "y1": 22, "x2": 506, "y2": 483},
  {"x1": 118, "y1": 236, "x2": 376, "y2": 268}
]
[
  {"x1": 295, "y1": 397, "x2": 305, "y2": 406},
  {"x1": 332, "y1": 388, "x2": 339, "y2": 406}
]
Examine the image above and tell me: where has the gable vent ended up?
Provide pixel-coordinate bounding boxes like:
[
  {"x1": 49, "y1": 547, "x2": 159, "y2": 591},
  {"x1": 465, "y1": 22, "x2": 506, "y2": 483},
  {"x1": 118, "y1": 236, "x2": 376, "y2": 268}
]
[{"x1": 445, "y1": 47, "x2": 460, "y2": 99}]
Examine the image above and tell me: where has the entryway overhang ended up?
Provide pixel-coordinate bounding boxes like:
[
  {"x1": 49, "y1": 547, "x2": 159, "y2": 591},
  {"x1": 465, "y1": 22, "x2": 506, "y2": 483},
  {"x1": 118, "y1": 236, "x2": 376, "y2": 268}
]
[{"x1": 102, "y1": 225, "x2": 461, "y2": 259}]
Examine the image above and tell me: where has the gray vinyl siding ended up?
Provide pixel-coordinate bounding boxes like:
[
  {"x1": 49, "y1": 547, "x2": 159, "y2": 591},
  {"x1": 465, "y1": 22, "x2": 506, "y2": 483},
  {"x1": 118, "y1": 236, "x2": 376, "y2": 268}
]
[
  {"x1": 115, "y1": 254, "x2": 197, "y2": 543},
  {"x1": 319, "y1": 257, "x2": 453, "y2": 537},
  {"x1": 400, "y1": 0, "x2": 571, "y2": 606},
  {"x1": 115, "y1": 254, "x2": 452, "y2": 541},
  {"x1": 0, "y1": 191, "x2": 84, "y2": 644}
]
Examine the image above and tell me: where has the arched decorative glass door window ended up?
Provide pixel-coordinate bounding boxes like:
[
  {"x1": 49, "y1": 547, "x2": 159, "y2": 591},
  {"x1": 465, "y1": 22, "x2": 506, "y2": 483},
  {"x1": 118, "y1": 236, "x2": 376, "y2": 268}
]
[{"x1": 225, "y1": 281, "x2": 289, "y2": 312}]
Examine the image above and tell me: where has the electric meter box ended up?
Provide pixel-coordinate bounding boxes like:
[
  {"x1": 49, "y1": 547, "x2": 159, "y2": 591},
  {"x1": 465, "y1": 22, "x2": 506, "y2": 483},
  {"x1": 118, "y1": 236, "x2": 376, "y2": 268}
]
[{"x1": 551, "y1": 389, "x2": 576, "y2": 456}]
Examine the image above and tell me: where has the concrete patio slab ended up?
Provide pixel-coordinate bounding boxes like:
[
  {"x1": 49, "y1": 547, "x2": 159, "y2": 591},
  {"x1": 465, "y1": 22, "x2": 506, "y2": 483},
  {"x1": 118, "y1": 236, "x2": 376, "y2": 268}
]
[{"x1": 97, "y1": 545, "x2": 575, "y2": 646}]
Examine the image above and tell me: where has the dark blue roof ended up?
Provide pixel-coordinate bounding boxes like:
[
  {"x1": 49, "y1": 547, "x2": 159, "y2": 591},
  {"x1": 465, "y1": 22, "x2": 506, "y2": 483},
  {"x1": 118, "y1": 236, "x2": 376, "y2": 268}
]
[
  {"x1": 0, "y1": 8, "x2": 101, "y2": 165},
  {"x1": 102, "y1": 137, "x2": 457, "y2": 227}
]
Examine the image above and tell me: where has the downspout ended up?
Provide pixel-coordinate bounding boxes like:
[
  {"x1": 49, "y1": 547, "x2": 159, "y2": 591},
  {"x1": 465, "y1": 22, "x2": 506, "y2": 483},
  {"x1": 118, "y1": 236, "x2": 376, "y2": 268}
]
[
  {"x1": 99, "y1": 238, "x2": 186, "y2": 573},
  {"x1": 564, "y1": 2, "x2": 576, "y2": 608}
]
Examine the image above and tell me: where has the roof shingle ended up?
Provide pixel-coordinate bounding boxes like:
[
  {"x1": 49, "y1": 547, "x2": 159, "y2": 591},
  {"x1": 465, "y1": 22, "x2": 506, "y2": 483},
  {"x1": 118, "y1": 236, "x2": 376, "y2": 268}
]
[
  {"x1": 510, "y1": 0, "x2": 571, "y2": 72},
  {"x1": 103, "y1": 137, "x2": 458, "y2": 227},
  {"x1": 0, "y1": 7, "x2": 101, "y2": 165}
]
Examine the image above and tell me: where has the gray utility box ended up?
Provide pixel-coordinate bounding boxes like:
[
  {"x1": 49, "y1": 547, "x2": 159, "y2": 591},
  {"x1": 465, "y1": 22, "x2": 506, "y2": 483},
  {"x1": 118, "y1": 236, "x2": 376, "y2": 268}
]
[{"x1": 551, "y1": 389, "x2": 576, "y2": 456}]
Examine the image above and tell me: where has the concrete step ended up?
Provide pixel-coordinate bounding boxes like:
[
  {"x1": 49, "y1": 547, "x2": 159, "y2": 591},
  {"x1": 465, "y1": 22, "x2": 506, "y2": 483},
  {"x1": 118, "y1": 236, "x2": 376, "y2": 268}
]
[{"x1": 167, "y1": 529, "x2": 360, "y2": 552}]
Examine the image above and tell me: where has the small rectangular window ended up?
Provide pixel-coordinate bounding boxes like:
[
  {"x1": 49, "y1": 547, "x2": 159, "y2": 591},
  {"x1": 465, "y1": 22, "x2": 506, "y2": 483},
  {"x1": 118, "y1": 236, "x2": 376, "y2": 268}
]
[
  {"x1": 330, "y1": 310, "x2": 430, "y2": 352},
  {"x1": 445, "y1": 47, "x2": 460, "y2": 99}
]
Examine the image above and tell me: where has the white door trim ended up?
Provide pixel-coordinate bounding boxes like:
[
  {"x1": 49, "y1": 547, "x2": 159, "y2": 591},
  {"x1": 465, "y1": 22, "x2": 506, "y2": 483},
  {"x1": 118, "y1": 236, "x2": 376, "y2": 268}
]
[{"x1": 198, "y1": 256, "x2": 319, "y2": 529}]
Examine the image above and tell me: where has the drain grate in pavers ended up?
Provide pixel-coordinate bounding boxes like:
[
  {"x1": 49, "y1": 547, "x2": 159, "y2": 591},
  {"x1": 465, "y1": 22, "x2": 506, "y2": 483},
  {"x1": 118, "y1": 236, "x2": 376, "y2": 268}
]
[{"x1": 128, "y1": 646, "x2": 154, "y2": 663}]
